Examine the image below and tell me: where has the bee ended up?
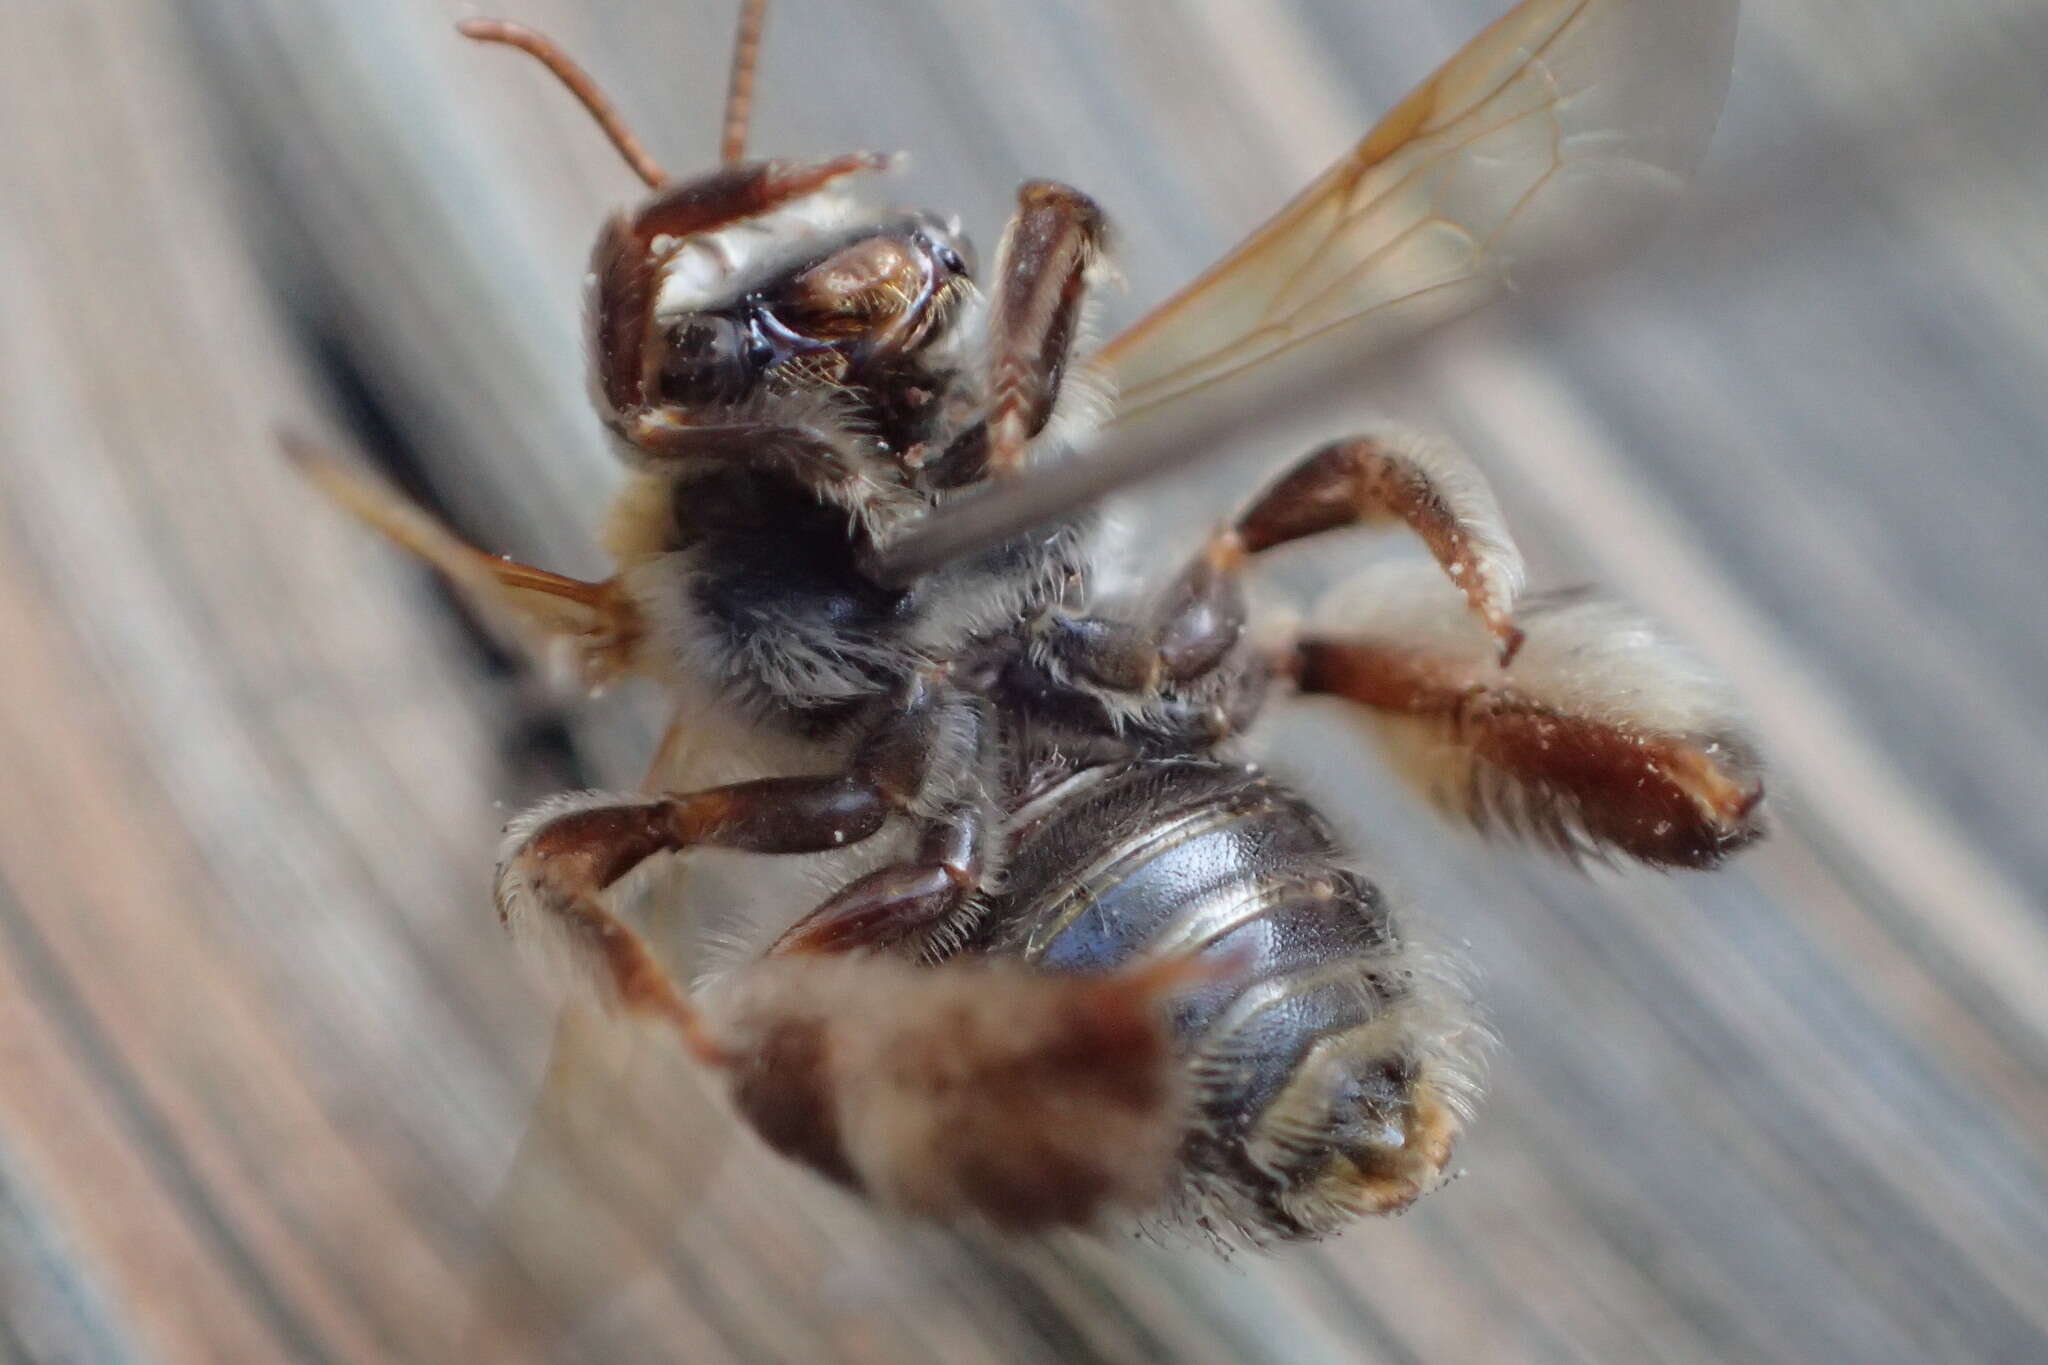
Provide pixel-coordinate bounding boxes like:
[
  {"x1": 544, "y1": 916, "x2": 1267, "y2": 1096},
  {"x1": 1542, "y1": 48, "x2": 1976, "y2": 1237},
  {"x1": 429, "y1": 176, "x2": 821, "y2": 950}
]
[{"x1": 295, "y1": 0, "x2": 1761, "y2": 1248}]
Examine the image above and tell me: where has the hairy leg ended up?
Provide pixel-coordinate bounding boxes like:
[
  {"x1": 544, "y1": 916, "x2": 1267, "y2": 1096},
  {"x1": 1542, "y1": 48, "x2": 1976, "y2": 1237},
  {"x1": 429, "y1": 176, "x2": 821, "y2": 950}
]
[
  {"x1": 497, "y1": 673, "x2": 1208, "y2": 1229},
  {"x1": 1035, "y1": 426, "x2": 1530, "y2": 741},
  {"x1": 929, "y1": 181, "x2": 1109, "y2": 485},
  {"x1": 284, "y1": 433, "x2": 644, "y2": 689},
  {"x1": 495, "y1": 675, "x2": 986, "y2": 1003},
  {"x1": 590, "y1": 154, "x2": 887, "y2": 425},
  {"x1": 982, "y1": 182, "x2": 1110, "y2": 476},
  {"x1": 768, "y1": 806, "x2": 988, "y2": 956},
  {"x1": 1235, "y1": 430, "x2": 1525, "y2": 660},
  {"x1": 1290, "y1": 563, "x2": 1766, "y2": 869}
]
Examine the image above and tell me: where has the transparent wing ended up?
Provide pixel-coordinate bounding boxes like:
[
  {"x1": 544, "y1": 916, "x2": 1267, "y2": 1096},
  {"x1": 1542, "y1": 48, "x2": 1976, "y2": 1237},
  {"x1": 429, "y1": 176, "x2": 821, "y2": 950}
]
[
  {"x1": 1090, "y1": 0, "x2": 1739, "y2": 420},
  {"x1": 467, "y1": 1007, "x2": 731, "y2": 1351},
  {"x1": 466, "y1": 707, "x2": 740, "y2": 1351}
]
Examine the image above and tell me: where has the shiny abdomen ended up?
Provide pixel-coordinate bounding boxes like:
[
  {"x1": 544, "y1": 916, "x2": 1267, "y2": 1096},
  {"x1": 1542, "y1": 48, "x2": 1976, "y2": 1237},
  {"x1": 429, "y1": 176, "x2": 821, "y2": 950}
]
[{"x1": 974, "y1": 759, "x2": 1474, "y2": 1241}]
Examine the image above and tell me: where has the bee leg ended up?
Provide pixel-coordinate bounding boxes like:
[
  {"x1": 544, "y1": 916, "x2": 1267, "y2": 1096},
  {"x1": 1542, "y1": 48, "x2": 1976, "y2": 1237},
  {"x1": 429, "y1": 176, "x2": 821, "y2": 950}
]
[
  {"x1": 1285, "y1": 565, "x2": 1767, "y2": 869},
  {"x1": 1040, "y1": 531, "x2": 1248, "y2": 686},
  {"x1": 496, "y1": 677, "x2": 988, "y2": 1005},
  {"x1": 766, "y1": 680, "x2": 1000, "y2": 958},
  {"x1": 1027, "y1": 528, "x2": 1268, "y2": 747},
  {"x1": 282, "y1": 433, "x2": 644, "y2": 689},
  {"x1": 493, "y1": 775, "x2": 892, "y2": 1053},
  {"x1": 1039, "y1": 425, "x2": 1526, "y2": 725},
  {"x1": 768, "y1": 805, "x2": 988, "y2": 956},
  {"x1": 591, "y1": 153, "x2": 890, "y2": 424},
  {"x1": 934, "y1": 182, "x2": 1110, "y2": 483},
  {"x1": 1236, "y1": 431, "x2": 1527, "y2": 663},
  {"x1": 699, "y1": 950, "x2": 1214, "y2": 1228}
]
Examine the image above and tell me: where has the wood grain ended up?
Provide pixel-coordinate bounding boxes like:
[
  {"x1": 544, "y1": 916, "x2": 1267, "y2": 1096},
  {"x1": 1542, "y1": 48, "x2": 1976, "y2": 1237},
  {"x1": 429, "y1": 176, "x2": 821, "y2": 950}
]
[{"x1": 3, "y1": 1, "x2": 2044, "y2": 1361}]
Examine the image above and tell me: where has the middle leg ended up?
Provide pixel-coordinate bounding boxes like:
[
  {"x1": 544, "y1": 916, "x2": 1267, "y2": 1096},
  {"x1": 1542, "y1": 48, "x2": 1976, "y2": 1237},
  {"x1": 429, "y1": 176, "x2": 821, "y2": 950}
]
[
  {"x1": 1032, "y1": 427, "x2": 1531, "y2": 741},
  {"x1": 1232, "y1": 430, "x2": 1526, "y2": 662},
  {"x1": 494, "y1": 673, "x2": 990, "y2": 1031}
]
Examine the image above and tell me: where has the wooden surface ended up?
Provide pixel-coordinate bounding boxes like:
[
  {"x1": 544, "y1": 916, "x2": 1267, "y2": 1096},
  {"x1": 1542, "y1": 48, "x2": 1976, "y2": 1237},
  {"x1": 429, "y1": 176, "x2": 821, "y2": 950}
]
[{"x1": 4, "y1": 1, "x2": 2046, "y2": 1361}]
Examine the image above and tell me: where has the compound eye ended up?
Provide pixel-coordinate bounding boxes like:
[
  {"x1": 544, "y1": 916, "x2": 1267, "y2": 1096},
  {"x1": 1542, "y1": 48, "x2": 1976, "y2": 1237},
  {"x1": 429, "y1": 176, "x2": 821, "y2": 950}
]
[{"x1": 657, "y1": 312, "x2": 756, "y2": 402}]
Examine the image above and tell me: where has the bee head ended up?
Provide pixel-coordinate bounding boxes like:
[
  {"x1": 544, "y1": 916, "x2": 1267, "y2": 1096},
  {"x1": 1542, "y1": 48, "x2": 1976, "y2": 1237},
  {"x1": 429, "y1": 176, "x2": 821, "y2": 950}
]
[{"x1": 653, "y1": 214, "x2": 977, "y2": 409}]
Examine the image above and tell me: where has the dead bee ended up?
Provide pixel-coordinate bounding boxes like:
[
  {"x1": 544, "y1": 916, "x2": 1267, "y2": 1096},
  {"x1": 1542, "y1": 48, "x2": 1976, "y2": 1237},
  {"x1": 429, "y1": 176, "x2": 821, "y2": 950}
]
[{"x1": 296, "y1": 0, "x2": 1761, "y2": 1247}]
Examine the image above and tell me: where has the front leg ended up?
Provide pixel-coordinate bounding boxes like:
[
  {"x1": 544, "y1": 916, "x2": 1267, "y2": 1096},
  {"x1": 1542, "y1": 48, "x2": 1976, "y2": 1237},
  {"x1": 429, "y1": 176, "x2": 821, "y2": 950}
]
[
  {"x1": 932, "y1": 182, "x2": 1109, "y2": 484},
  {"x1": 985, "y1": 182, "x2": 1110, "y2": 476},
  {"x1": 590, "y1": 154, "x2": 886, "y2": 428}
]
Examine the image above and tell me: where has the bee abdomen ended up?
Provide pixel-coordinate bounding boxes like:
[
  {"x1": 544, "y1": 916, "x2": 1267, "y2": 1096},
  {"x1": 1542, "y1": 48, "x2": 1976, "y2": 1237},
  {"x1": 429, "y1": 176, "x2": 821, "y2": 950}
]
[{"x1": 983, "y1": 759, "x2": 1482, "y2": 1242}]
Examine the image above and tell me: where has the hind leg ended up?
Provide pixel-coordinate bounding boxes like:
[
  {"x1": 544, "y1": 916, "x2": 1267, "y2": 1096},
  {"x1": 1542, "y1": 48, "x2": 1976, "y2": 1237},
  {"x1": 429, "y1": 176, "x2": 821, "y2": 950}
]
[
  {"x1": 498, "y1": 674, "x2": 1207, "y2": 1229},
  {"x1": 1286, "y1": 562, "x2": 1766, "y2": 869}
]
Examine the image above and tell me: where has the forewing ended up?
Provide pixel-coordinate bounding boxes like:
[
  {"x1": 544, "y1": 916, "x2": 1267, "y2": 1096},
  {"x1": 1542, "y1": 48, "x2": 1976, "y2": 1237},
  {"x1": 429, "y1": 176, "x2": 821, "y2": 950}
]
[
  {"x1": 469, "y1": 704, "x2": 748, "y2": 1348},
  {"x1": 1090, "y1": 0, "x2": 1738, "y2": 419},
  {"x1": 467, "y1": 1007, "x2": 731, "y2": 1350}
]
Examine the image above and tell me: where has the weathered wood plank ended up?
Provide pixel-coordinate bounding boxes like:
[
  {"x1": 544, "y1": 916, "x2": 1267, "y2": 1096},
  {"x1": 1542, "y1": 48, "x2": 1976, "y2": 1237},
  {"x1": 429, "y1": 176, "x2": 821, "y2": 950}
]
[{"x1": 3, "y1": 0, "x2": 2043, "y2": 1361}]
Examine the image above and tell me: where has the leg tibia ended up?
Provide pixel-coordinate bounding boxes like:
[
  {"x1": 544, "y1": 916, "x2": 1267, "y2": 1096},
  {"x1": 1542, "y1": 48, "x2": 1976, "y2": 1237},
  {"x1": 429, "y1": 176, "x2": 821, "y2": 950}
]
[
  {"x1": 980, "y1": 181, "x2": 1110, "y2": 478},
  {"x1": 1237, "y1": 431, "x2": 1526, "y2": 662},
  {"x1": 1295, "y1": 562, "x2": 1765, "y2": 869}
]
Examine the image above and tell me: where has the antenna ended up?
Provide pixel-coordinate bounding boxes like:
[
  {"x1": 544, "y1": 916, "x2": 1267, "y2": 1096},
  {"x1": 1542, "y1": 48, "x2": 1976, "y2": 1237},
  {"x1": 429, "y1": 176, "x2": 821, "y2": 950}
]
[
  {"x1": 720, "y1": 0, "x2": 769, "y2": 163},
  {"x1": 457, "y1": 18, "x2": 669, "y2": 188}
]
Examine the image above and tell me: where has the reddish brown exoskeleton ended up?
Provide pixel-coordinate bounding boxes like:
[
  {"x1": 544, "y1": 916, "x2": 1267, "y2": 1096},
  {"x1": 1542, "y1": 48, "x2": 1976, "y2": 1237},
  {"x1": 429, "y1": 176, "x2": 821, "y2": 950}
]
[{"x1": 299, "y1": 0, "x2": 1760, "y2": 1248}]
